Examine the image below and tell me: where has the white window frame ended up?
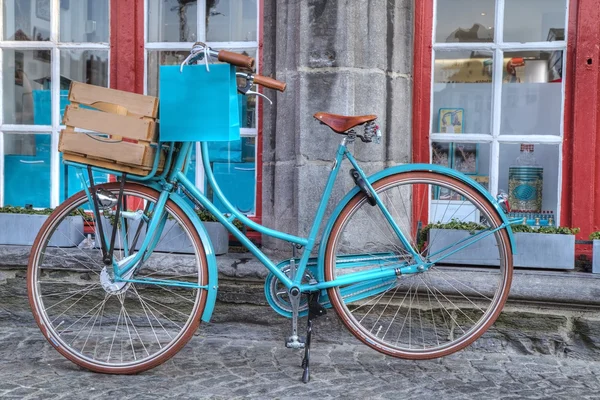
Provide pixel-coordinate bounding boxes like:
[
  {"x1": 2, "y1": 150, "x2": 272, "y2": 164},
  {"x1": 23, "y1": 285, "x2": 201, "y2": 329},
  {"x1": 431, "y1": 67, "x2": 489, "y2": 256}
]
[
  {"x1": 143, "y1": 0, "x2": 260, "y2": 216},
  {"x1": 431, "y1": 0, "x2": 569, "y2": 224},
  {"x1": 0, "y1": 0, "x2": 110, "y2": 208}
]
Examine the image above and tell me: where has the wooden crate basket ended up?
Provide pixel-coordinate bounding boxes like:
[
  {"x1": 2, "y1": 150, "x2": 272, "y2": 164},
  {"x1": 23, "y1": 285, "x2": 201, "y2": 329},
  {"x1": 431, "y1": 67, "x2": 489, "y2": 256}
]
[{"x1": 59, "y1": 82, "x2": 163, "y2": 176}]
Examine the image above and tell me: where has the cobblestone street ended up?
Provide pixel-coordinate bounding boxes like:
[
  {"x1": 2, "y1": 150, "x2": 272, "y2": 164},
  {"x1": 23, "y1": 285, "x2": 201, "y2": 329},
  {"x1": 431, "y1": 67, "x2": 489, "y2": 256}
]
[{"x1": 2, "y1": 310, "x2": 600, "y2": 400}]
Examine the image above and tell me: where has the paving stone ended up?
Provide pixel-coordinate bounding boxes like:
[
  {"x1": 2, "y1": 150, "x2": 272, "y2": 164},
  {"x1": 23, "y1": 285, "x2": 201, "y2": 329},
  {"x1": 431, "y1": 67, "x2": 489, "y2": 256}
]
[{"x1": 3, "y1": 323, "x2": 600, "y2": 399}]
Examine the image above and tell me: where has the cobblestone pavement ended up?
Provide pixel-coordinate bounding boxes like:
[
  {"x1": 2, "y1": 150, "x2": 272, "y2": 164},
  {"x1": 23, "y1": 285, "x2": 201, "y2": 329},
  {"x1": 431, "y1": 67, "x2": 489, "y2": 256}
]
[{"x1": 2, "y1": 314, "x2": 600, "y2": 400}]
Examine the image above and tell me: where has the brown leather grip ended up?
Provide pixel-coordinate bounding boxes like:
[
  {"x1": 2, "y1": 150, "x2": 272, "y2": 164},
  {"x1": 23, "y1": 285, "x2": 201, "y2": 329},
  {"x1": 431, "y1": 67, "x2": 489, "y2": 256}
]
[
  {"x1": 217, "y1": 50, "x2": 255, "y2": 69},
  {"x1": 253, "y1": 75, "x2": 287, "y2": 92}
]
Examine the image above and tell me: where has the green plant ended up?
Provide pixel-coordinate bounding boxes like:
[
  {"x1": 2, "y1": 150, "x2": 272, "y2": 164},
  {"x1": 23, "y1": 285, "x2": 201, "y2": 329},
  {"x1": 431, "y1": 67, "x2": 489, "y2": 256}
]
[
  {"x1": 0, "y1": 205, "x2": 54, "y2": 215},
  {"x1": 590, "y1": 231, "x2": 600, "y2": 240},
  {"x1": 418, "y1": 219, "x2": 580, "y2": 251},
  {"x1": 0, "y1": 205, "x2": 93, "y2": 221},
  {"x1": 417, "y1": 219, "x2": 486, "y2": 251},
  {"x1": 195, "y1": 208, "x2": 244, "y2": 230}
]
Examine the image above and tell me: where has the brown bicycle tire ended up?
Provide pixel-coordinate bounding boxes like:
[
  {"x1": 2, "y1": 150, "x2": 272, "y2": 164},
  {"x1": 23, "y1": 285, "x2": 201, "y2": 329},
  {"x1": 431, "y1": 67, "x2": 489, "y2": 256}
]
[
  {"x1": 324, "y1": 171, "x2": 513, "y2": 360},
  {"x1": 27, "y1": 182, "x2": 208, "y2": 374}
]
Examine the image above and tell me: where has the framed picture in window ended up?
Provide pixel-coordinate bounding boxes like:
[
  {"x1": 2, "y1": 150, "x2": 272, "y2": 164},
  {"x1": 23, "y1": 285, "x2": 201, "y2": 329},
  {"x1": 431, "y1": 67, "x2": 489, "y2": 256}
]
[
  {"x1": 432, "y1": 142, "x2": 451, "y2": 167},
  {"x1": 36, "y1": 0, "x2": 50, "y2": 21},
  {"x1": 452, "y1": 143, "x2": 478, "y2": 175},
  {"x1": 438, "y1": 108, "x2": 464, "y2": 134}
]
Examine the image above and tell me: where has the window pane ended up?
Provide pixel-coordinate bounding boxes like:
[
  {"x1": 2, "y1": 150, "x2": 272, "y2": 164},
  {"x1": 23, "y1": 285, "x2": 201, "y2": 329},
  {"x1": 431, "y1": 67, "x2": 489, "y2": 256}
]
[
  {"x1": 147, "y1": 50, "x2": 189, "y2": 97},
  {"x1": 499, "y1": 143, "x2": 559, "y2": 224},
  {"x1": 500, "y1": 51, "x2": 563, "y2": 136},
  {"x1": 59, "y1": 155, "x2": 108, "y2": 202},
  {"x1": 433, "y1": 51, "x2": 493, "y2": 134},
  {"x1": 435, "y1": 0, "x2": 494, "y2": 43},
  {"x1": 208, "y1": 137, "x2": 256, "y2": 215},
  {"x1": 147, "y1": 0, "x2": 197, "y2": 42},
  {"x1": 431, "y1": 142, "x2": 490, "y2": 222},
  {"x1": 60, "y1": 50, "x2": 108, "y2": 87},
  {"x1": 3, "y1": 0, "x2": 51, "y2": 41},
  {"x1": 60, "y1": 0, "x2": 109, "y2": 42},
  {"x1": 206, "y1": 0, "x2": 257, "y2": 42},
  {"x1": 504, "y1": 0, "x2": 566, "y2": 43},
  {"x1": 3, "y1": 49, "x2": 52, "y2": 125},
  {"x1": 4, "y1": 133, "x2": 51, "y2": 208}
]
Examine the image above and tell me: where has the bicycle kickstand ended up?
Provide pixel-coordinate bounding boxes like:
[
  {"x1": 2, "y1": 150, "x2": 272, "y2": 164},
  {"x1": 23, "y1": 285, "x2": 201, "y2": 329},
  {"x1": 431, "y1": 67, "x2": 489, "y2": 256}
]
[{"x1": 301, "y1": 291, "x2": 327, "y2": 383}]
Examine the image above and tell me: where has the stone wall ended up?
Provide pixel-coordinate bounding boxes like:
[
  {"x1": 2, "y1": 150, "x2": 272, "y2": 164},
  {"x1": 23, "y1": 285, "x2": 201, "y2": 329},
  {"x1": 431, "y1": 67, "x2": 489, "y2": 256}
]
[{"x1": 261, "y1": 0, "x2": 413, "y2": 252}]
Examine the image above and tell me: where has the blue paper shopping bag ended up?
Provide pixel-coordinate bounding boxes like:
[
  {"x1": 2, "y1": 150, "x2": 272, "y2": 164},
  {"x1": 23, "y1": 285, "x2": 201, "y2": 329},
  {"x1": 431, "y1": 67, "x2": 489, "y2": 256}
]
[{"x1": 159, "y1": 64, "x2": 240, "y2": 142}]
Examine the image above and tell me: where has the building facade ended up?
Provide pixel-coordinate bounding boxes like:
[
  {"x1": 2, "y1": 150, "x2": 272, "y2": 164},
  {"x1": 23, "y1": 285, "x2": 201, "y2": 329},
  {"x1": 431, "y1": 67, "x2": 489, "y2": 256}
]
[{"x1": 0, "y1": 0, "x2": 599, "y2": 252}]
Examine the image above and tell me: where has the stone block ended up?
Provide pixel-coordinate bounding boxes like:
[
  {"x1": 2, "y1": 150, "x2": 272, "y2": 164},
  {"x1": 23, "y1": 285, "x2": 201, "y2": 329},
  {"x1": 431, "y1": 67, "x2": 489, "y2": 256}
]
[
  {"x1": 300, "y1": 0, "x2": 347, "y2": 69},
  {"x1": 352, "y1": 72, "x2": 387, "y2": 163},
  {"x1": 386, "y1": 76, "x2": 412, "y2": 164},
  {"x1": 346, "y1": 0, "x2": 388, "y2": 71},
  {"x1": 387, "y1": 0, "x2": 413, "y2": 74},
  {"x1": 299, "y1": 71, "x2": 353, "y2": 161},
  {"x1": 297, "y1": 162, "x2": 350, "y2": 237},
  {"x1": 262, "y1": 162, "x2": 298, "y2": 251},
  {"x1": 273, "y1": 71, "x2": 301, "y2": 163}
]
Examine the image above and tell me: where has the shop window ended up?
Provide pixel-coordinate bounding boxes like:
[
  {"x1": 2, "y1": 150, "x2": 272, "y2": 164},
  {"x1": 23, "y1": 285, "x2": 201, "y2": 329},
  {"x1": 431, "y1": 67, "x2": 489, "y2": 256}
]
[
  {"x1": 431, "y1": 0, "x2": 568, "y2": 225},
  {"x1": 145, "y1": 0, "x2": 260, "y2": 216},
  {"x1": 0, "y1": 0, "x2": 109, "y2": 207}
]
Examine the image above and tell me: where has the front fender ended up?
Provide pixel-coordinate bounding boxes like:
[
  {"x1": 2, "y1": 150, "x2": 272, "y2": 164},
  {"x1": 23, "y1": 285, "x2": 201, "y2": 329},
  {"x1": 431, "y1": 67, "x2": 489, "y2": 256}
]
[
  {"x1": 316, "y1": 164, "x2": 516, "y2": 281},
  {"x1": 169, "y1": 193, "x2": 218, "y2": 322}
]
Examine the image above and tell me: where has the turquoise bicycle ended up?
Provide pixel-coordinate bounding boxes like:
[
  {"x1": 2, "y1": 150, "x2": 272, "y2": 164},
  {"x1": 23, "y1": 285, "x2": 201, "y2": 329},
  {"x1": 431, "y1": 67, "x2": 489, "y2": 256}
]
[{"x1": 27, "y1": 43, "x2": 515, "y2": 382}]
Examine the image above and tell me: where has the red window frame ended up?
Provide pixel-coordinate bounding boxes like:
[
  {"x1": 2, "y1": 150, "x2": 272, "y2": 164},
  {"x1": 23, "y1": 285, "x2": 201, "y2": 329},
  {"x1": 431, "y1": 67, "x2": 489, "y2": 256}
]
[{"x1": 411, "y1": 0, "x2": 600, "y2": 242}]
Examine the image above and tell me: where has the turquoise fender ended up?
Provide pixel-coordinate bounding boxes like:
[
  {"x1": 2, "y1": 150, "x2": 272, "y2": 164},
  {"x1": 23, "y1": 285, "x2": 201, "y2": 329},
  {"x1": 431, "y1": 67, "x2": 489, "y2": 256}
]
[
  {"x1": 168, "y1": 193, "x2": 218, "y2": 322},
  {"x1": 315, "y1": 163, "x2": 517, "y2": 282}
]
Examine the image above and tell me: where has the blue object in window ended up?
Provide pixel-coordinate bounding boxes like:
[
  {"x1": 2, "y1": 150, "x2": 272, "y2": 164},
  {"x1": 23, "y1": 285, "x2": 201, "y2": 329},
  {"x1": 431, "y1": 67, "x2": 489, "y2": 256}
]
[
  {"x1": 32, "y1": 90, "x2": 70, "y2": 125},
  {"x1": 4, "y1": 135, "x2": 51, "y2": 207},
  {"x1": 59, "y1": 155, "x2": 109, "y2": 202},
  {"x1": 211, "y1": 162, "x2": 256, "y2": 214},
  {"x1": 206, "y1": 139, "x2": 242, "y2": 162}
]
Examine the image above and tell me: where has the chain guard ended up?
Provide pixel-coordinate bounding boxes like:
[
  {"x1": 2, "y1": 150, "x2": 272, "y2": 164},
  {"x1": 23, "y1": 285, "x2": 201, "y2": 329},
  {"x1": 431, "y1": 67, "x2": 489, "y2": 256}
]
[{"x1": 264, "y1": 260, "x2": 317, "y2": 318}]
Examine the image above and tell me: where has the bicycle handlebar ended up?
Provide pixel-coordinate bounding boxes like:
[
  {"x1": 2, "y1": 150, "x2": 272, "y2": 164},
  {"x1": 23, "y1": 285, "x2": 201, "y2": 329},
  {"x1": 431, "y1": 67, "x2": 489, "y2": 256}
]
[
  {"x1": 253, "y1": 75, "x2": 287, "y2": 92},
  {"x1": 217, "y1": 49, "x2": 255, "y2": 70}
]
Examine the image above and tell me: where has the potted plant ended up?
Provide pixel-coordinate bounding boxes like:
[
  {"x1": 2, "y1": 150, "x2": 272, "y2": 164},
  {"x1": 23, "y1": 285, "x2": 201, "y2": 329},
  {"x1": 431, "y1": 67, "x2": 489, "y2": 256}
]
[
  {"x1": 95, "y1": 208, "x2": 233, "y2": 256},
  {"x1": 0, "y1": 205, "x2": 85, "y2": 247},
  {"x1": 590, "y1": 231, "x2": 600, "y2": 273},
  {"x1": 422, "y1": 221, "x2": 579, "y2": 270}
]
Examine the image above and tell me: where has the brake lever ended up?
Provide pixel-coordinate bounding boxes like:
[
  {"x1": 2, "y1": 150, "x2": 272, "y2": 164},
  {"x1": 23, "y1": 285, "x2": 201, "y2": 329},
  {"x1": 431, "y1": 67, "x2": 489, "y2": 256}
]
[{"x1": 245, "y1": 91, "x2": 273, "y2": 105}]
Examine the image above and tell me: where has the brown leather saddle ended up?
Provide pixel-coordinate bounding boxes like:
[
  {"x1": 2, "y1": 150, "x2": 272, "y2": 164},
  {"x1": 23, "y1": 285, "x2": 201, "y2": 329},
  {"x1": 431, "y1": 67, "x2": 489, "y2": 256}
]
[{"x1": 314, "y1": 112, "x2": 377, "y2": 134}]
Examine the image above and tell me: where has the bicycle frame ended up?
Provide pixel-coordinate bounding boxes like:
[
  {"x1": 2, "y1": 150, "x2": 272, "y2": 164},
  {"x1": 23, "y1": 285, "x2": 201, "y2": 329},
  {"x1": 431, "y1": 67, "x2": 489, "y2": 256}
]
[{"x1": 71, "y1": 136, "x2": 517, "y2": 298}]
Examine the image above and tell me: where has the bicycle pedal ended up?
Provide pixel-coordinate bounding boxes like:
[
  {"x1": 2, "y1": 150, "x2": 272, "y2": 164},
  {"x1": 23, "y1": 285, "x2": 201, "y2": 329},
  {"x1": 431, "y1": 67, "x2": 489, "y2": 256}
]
[{"x1": 285, "y1": 335, "x2": 306, "y2": 349}]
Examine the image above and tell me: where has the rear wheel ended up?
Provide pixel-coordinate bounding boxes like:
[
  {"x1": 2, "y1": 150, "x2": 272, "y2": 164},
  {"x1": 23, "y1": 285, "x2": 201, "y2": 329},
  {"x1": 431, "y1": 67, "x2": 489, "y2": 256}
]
[
  {"x1": 27, "y1": 182, "x2": 208, "y2": 373},
  {"x1": 325, "y1": 171, "x2": 512, "y2": 359}
]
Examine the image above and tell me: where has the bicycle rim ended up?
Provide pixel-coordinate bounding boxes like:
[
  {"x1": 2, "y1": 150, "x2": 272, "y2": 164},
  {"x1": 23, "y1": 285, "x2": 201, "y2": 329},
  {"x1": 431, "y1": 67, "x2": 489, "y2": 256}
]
[
  {"x1": 325, "y1": 171, "x2": 512, "y2": 359},
  {"x1": 27, "y1": 182, "x2": 208, "y2": 373}
]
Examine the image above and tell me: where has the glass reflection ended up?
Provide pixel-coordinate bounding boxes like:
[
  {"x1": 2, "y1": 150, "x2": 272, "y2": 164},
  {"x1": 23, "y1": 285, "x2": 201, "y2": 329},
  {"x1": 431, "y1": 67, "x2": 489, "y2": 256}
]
[
  {"x1": 436, "y1": 0, "x2": 495, "y2": 43},
  {"x1": 500, "y1": 51, "x2": 563, "y2": 136},
  {"x1": 432, "y1": 51, "x2": 493, "y2": 134},
  {"x1": 3, "y1": 0, "x2": 51, "y2": 41},
  {"x1": 3, "y1": 50, "x2": 52, "y2": 125},
  {"x1": 147, "y1": 0, "x2": 197, "y2": 42}
]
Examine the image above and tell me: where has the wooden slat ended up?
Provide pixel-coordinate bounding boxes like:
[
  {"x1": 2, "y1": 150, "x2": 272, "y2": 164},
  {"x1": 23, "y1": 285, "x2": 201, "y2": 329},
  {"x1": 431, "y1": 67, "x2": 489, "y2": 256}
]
[
  {"x1": 68, "y1": 82, "x2": 159, "y2": 118},
  {"x1": 63, "y1": 105, "x2": 157, "y2": 142},
  {"x1": 59, "y1": 130, "x2": 155, "y2": 167},
  {"x1": 63, "y1": 153, "x2": 154, "y2": 176}
]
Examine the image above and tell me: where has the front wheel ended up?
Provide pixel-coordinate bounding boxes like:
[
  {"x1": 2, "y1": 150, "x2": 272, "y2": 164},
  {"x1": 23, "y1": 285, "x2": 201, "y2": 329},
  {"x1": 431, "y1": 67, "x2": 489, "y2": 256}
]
[
  {"x1": 27, "y1": 182, "x2": 209, "y2": 373},
  {"x1": 324, "y1": 171, "x2": 513, "y2": 359}
]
